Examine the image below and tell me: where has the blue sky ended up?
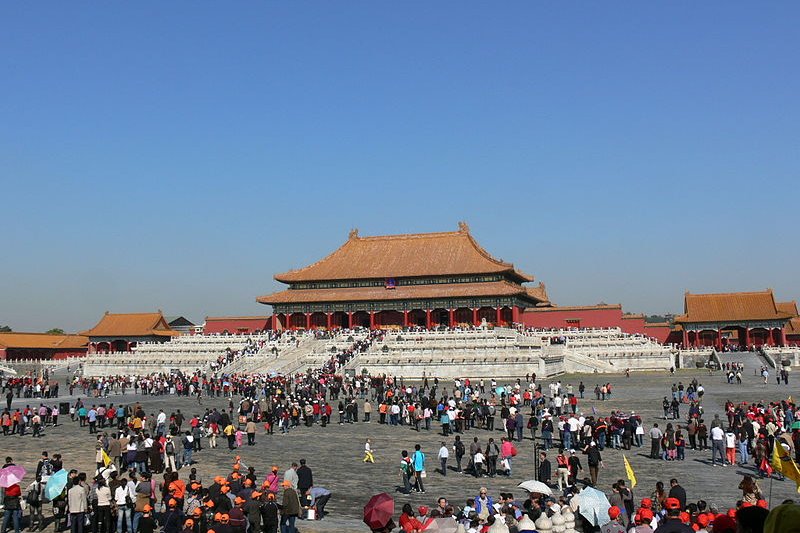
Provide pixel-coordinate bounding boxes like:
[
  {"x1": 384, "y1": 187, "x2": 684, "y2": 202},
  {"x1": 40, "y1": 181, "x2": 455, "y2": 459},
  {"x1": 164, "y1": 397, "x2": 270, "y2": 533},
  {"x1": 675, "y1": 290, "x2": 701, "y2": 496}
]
[{"x1": 2, "y1": 3, "x2": 798, "y2": 332}]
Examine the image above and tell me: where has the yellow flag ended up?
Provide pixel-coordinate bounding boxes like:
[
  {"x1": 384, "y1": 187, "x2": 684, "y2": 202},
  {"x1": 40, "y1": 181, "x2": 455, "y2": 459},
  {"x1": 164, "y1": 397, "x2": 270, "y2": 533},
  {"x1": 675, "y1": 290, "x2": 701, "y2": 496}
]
[
  {"x1": 101, "y1": 449, "x2": 112, "y2": 467},
  {"x1": 771, "y1": 441, "x2": 800, "y2": 493},
  {"x1": 623, "y1": 455, "x2": 637, "y2": 488}
]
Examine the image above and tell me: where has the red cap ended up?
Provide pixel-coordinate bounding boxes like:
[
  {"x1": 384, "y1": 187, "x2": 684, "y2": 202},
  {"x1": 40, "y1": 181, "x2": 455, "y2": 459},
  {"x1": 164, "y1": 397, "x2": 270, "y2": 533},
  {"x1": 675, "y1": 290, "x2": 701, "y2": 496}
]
[
  {"x1": 639, "y1": 509, "x2": 654, "y2": 522},
  {"x1": 714, "y1": 514, "x2": 736, "y2": 533},
  {"x1": 665, "y1": 498, "x2": 681, "y2": 510},
  {"x1": 680, "y1": 512, "x2": 690, "y2": 524},
  {"x1": 697, "y1": 514, "x2": 710, "y2": 527},
  {"x1": 640, "y1": 498, "x2": 653, "y2": 509},
  {"x1": 608, "y1": 506, "x2": 621, "y2": 519},
  {"x1": 418, "y1": 506, "x2": 429, "y2": 516}
]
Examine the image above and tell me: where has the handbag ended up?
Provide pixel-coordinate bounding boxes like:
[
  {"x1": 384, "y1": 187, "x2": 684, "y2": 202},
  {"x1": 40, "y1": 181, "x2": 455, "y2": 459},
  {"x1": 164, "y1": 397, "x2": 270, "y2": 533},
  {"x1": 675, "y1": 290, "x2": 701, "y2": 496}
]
[{"x1": 420, "y1": 470, "x2": 427, "y2": 478}]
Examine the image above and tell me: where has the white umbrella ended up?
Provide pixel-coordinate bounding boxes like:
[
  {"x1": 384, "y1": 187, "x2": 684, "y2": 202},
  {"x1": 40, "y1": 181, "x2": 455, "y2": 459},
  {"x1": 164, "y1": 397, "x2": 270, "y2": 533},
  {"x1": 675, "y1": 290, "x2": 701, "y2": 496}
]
[{"x1": 517, "y1": 480, "x2": 553, "y2": 496}]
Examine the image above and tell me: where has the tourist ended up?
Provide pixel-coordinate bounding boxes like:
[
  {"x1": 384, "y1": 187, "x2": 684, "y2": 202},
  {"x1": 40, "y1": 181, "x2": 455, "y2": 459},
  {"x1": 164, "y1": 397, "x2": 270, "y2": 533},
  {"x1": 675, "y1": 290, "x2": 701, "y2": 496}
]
[
  {"x1": 453, "y1": 435, "x2": 465, "y2": 473},
  {"x1": 306, "y1": 486, "x2": 331, "y2": 519},
  {"x1": 280, "y1": 480, "x2": 301, "y2": 533},
  {"x1": 538, "y1": 452, "x2": 551, "y2": 485},
  {"x1": 437, "y1": 441, "x2": 448, "y2": 475},
  {"x1": 364, "y1": 439, "x2": 375, "y2": 464},
  {"x1": 584, "y1": 440, "x2": 603, "y2": 485},
  {"x1": 409, "y1": 444, "x2": 426, "y2": 493}
]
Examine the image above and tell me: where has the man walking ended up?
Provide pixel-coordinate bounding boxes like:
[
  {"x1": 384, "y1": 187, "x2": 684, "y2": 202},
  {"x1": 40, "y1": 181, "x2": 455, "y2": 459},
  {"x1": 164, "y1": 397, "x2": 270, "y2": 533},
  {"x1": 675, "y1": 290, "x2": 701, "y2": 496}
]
[{"x1": 438, "y1": 442, "x2": 449, "y2": 476}]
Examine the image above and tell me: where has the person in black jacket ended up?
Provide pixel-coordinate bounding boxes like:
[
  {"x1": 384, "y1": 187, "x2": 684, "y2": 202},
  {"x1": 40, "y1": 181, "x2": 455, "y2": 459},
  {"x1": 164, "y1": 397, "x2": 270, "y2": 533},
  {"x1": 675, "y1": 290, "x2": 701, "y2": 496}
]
[
  {"x1": 295, "y1": 459, "x2": 313, "y2": 507},
  {"x1": 667, "y1": 478, "x2": 686, "y2": 511},
  {"x1": 538, "y1": 452, "x2": 551, "y2": 485},
  {"x1": 259, "y1": 494, "x2": 280, "y2": 533}
]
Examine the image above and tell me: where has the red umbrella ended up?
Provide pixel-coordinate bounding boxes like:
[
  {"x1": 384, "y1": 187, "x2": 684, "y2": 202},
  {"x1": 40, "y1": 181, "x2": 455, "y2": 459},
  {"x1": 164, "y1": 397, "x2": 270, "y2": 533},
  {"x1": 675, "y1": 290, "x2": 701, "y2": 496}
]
[{"x1": 364, "y1": 492, "x2": 394, "y2": 530}]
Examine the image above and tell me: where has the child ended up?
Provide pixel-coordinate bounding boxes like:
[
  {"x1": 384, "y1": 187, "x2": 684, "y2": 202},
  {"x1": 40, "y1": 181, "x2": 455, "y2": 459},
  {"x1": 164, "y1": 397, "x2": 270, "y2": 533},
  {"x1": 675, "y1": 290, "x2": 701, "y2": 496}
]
[
  {"x1": 364, "y1": 439, "x2": 375, "y2": 463},
  {"x1": 235, "y1": 429, "x2": 244, "y2": 448}
]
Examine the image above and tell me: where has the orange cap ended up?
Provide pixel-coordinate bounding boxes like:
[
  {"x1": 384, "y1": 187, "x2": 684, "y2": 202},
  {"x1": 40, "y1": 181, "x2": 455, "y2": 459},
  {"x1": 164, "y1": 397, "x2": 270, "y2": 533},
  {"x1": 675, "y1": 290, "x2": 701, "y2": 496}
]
[
  {"x1": 214, "y1": 512, "x2": 222, "y2": 521},
  {"x1": 252, "y1": 491, "x2": 262, "y2": 499},
  {"x1": 192, "y1": 508, "x2": 202, "y2": 517},
  {"x1": 184, "y1": 519, "x2": 194, "y2": 528},
  {"x1": 267, "y1": 493, "x2": 276, "y2": 500},
  {"x1": 233, "y1": 464, "x2": 240, "y2": 470},
  {"x1": 220, "y1": 514, "x2": 229, "y2": 523},
  {"x1": 234, "y1": 497, "x2": 245, "y2": 504},
  {"x1": 244, "y1": 479, "x2": 253, "y2": 486},
  {"x1": 221, "y1": 486, "x2": 230, "y2": 493},
  {"x1": 168, "y1": 498, "x2": 177, "y2": 508},
  {"x1": 205, "y1": 500, "x2": 215, "y2": 508},
  {"x1": 282, "y1": 480, "x2": 292, "y2": 488},
  {"x1": 143, "y1": 504, "x2": 152, "y2": 513}
]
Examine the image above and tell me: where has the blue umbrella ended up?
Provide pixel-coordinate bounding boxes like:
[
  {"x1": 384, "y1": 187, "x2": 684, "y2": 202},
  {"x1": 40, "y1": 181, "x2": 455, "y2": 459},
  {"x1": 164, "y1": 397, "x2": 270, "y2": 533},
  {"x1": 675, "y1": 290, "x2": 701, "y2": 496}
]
[
  {"x1": 44, "y1": 469, "x2": 68, "y2": 500},
  {"x1": 578, "y1": 486, "x2": 612, "y2": 527},
  {"x1": 495, "y1": 386, "x2": 505, "y2": 394}
]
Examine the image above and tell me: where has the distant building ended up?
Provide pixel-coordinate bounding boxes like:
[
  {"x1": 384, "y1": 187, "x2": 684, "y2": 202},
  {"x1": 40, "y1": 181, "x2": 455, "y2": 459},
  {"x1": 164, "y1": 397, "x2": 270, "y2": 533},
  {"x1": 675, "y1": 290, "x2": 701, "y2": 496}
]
[
  {"x1": 0, "y1": 332, "x2": 88, "y2": 361},
  {"x1": 165, "y1": 316, "x2": 196, "y2": 334},
  {"x1": 81, "y1": 312, "x2": 178, "y2": 353},
  {"x1": 673, "y1": 290, "x2": 795, "y2": 349},
  {"x1": 203, "y1": 316, "x2": 271, "y2": 335},
  {"x1": 521, "y1": 304, "x2": 672, "y2": 343},
  {"x1": 257, "y1": 223, "x2": 548, "y2": 329}
]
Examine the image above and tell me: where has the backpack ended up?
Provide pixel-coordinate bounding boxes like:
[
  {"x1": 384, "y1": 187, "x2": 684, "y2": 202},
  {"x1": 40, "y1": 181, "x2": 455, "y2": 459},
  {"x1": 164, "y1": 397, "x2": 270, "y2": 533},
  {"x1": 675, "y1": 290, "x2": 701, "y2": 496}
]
[
  {"x1": 26, "y1": 483, "x2": 41, "y2": 505},
  {"x1": 166, "y1": 441, "x2": 175, "y2": 454},
  {"x1": 40, "y1": 460, "x2": 54, "y2": 478}
]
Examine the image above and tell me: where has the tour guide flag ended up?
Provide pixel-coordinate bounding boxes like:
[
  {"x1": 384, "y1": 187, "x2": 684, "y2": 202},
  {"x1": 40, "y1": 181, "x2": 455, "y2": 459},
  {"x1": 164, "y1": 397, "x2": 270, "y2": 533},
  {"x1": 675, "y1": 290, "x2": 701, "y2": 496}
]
[
  {"x1": 623, "y1": 455, "x2": 637, "y2": 488},
  {"x1": 771, "y1": 441, "x2": 800, "y2": 493},
  {"x1": 101, "y1": 449, "x2": 112, "y2": 467}
]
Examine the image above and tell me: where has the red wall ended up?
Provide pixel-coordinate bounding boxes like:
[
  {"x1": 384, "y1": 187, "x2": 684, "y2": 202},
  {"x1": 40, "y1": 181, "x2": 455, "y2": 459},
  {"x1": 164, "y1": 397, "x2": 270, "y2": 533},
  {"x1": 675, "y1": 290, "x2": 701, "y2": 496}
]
[
  {"x1": 204, "y1": 317, "x2": 271, "y2": 334},
  {"x1": 522, "y1": 307, "x2": 624, "y2": 329},
  {"x1": 521, "y1": 307, "x2": 673, "y2": 343}
]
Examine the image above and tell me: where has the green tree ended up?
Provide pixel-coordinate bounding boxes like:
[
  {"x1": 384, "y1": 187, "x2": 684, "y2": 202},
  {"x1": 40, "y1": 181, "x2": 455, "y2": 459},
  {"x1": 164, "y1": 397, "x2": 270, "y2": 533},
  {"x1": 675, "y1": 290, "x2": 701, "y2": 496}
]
[{"x1": 45, "y1": 328, "x2": 65, "y2": 335}]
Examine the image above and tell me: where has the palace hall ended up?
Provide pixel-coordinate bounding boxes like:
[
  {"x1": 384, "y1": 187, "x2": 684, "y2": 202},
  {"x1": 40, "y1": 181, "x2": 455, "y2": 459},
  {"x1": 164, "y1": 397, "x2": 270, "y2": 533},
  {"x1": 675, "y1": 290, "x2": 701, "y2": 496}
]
[{"x1": 257, "y1": 223, "x2": 550, "y2": 330}]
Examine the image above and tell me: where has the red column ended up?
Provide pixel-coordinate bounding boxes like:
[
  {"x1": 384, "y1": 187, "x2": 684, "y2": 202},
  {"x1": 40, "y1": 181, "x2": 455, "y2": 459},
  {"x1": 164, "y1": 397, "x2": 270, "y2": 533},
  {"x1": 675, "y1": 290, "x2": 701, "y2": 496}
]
[
  {"x1": 426, "y1": 309, "x2": 432, "y2": 329},
  {"x1": 512, "y1": 305, "x2": 520, "y2": 324},
  {"x1": 744, "y1": 327, "x2": 750, "y2": 348},
  {"x1": 472, "y1": 308, "x2": 479, "y2": 326},
  {"x1": 305, "y1": 313, "x2": 312, "y2": 330},
  {"x1": 682, "y1": 329, "x2": 688, "y2": 349},
  {"x1": 403, "y1": 311, "x2": 409, "y2": 327},
  {"x1": 271, "y1": 314, "x2": 277, "y2": 331},
  {"x1": 369, "y1": 312, "x2": 375, "y2": 329},
  {"x1": 496, "y1": 307, "x2": 502, "y2": 325},
  {"x1": 286, "y1": 313, "x2": 292, "y2": 330},
  {"x1": 326, "y1": 313, "x2": 332, "y2": 330},
  {"x1": 347, "y1": 312, "x2": 353, "y2": 329},
  {"x1": 449, "y1": 308, "x2": 455, "y2": 326},
  {"x1": 781, "y1": 327, "x2": 787, "y2": 347},
  {"x1": 716, "y1": 329, "x2": 722, "y2": 350}
]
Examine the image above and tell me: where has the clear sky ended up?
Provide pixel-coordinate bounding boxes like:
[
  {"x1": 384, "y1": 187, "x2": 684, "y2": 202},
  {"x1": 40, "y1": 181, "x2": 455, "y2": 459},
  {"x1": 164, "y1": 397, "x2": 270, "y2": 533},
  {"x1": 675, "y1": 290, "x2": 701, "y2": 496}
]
[{"x1": 2, "y1": 3, "x2": 798, "y2": 332}]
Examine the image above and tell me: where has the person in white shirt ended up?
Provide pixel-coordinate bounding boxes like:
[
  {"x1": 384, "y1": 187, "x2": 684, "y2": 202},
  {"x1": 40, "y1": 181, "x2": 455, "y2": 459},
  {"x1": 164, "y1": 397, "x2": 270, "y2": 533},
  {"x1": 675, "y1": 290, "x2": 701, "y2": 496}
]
[
  {"x1": 710, "y1": 426, "x2": 726, "y2": 466},
  {"x1": 114, "y1": 475, "x2": 135, "y2": 533},
  {"x1": 363, "y1": 439, "x2": 375, "y2": 463},
  {"x1": 438, "y1": 442, "x2": 449, "y2": 476},
  {"x1": 473, "y1": 450, "x2": 485, "y2": 478}
]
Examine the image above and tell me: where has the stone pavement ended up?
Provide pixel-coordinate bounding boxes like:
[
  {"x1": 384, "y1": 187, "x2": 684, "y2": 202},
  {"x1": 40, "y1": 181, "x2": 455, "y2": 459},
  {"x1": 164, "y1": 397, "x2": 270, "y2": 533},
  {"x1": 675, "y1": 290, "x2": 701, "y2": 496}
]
[{"x1": 2, "y1": 356, "x2": 797, "y2": 532}]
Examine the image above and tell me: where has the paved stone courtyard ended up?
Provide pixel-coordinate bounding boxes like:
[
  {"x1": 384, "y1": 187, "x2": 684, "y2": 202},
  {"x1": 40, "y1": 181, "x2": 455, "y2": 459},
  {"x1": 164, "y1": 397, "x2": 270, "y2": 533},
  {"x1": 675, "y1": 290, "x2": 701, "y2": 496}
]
[{"x1": 3, "y1": 356, "x2": 798, "y2": 532}]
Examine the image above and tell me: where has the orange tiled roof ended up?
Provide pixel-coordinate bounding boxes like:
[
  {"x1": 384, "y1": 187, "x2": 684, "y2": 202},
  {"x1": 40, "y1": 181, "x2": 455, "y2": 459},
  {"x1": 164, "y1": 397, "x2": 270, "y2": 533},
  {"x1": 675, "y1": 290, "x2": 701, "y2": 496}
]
[
  {"x1": 644, "y1": 322, "x2": 671, "y2": 328},
  {"x1": 526, "y1": 282, "x2": 550, "y2": 305},
  {"x1": 258, "y1": 280, "x2": 536, "y2": 305},
  {"x1": 274, "y1": 223, "x2": 533, "y2": 283},
  {"x1": 80, "y1": 312, "x2": 179, "y2": 337},
  {"x1": 777, "y1": 301, "x2": 800, "y2": 334},
  {"x1": 622, "y1": 313, "x2": 645, "y2": 320},
  {"x1": 0, "y1": 332, "x2": 89, "y2": 350},
  {"x1": 674, "y1": 290, "x2": 794, "y2": 323}
]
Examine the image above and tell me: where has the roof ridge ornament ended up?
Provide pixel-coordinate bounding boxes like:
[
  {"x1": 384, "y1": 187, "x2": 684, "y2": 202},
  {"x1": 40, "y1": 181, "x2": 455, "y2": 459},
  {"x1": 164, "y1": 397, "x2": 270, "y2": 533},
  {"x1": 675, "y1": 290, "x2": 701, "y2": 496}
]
[
  {"x1": 349, "y1": 228, "x2": 359, "y2": 240},
  {"x1": 458, "y1": 221, "x2": 469, "y2": 233}
]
